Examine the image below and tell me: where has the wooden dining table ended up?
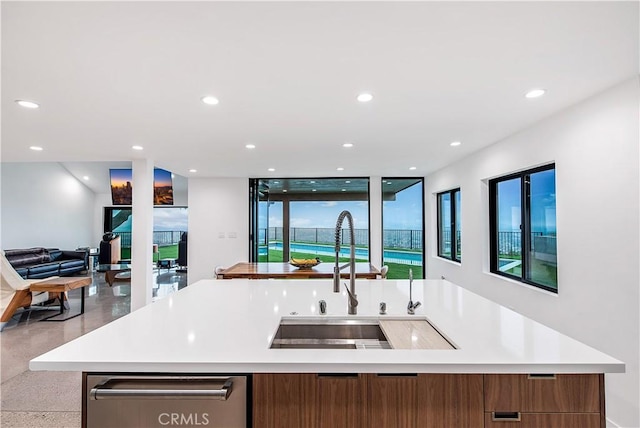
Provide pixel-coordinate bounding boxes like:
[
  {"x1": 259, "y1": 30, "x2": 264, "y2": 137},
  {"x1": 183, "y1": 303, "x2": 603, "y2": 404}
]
[{"x1": 219, "y1": 262, "x2": 381, "y2": 279}]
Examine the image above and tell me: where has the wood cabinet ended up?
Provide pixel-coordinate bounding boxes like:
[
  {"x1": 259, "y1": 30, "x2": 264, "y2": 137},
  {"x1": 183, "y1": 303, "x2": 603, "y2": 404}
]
[
  {"x1": 253, "y1": 373, "x2": 317, "y2": 428},
  {"x1": 317, "y1": 374, "x2": 367, "y2": 428},
  {"x1": 418, "y1": 374, "x2": 484, "y2": 427},
  {"x1": 254, "y1": 373, "x2": 483, "y2": 428},
  {"x1": 484, "y1": 374, "x2": 604, "y2": 428},
  {"x1": 368, "y1": 374, "x2": 419, "y2": 427},
  {"x1": 254, "y1": 373, "x2": 604, "y2": 428}
]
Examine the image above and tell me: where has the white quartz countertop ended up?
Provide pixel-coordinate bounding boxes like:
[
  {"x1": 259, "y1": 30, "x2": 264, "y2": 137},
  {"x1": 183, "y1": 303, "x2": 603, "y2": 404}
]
[{"x1": 30, "y1": 279, "x2": 624, "y2": 374}]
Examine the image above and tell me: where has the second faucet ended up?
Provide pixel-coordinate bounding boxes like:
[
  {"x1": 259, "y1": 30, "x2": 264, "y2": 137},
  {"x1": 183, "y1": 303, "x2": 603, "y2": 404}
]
[{"x1": 407, "y1": 268, "x2": 421, "y2": 315}]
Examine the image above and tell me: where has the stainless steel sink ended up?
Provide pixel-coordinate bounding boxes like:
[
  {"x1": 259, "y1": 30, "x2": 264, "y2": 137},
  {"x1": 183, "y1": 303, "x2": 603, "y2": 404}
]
[{"x1": 270, "y1": 317, "x2": 391, "y2": 350}]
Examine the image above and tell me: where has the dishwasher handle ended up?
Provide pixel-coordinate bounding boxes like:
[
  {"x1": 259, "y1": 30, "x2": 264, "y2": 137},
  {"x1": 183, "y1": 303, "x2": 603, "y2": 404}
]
[{"x1": 90, "y1": 377, "x2": 233, "y2": 401}]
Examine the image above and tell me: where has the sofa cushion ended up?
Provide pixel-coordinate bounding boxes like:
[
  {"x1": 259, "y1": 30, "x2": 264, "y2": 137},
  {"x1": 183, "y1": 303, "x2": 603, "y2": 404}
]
[
  {"x1": 26, "y1": 263, "x2": 60, "y2": 279},
  {"x1": 59, "y1": 263, "x2": 85, "y2": 276},
  {"x1": 4, "y1": 248, "x2": 50, "y2": 267},
  {"x1": 59, "y1": 260, "x2": 85, "y2": 269},
  {"x1": 14, "y1": 267, "x2": 28, "y2": 278}
]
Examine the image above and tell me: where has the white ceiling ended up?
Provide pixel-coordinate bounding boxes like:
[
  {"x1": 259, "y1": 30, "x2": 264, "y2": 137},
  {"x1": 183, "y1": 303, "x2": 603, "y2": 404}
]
[{"x1": 2, "y1": 2, "x2": 638, "y2": 185}]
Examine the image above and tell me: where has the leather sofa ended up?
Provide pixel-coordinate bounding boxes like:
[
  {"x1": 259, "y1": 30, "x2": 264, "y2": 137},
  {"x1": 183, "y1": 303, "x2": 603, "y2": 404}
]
[{"x1": 4, "y1": 247, "x2": 88, "y2": 279}]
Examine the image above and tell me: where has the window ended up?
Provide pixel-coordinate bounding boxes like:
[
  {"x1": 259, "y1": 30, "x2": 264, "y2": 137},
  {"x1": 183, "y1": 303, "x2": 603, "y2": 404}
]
[
  {"x1": 382, "y1": 178, "x2": 424, "y2": 279},
  {"x1": 249, "y1": 178, "x2": 370, "y2": 263},
  {"x1": 489, "y1": 164, "x2": 557, "y2": 292},
  {"x1": 103, "y1": 207, "x2": 188, "y2": 261},
  {"x1": 437, "y1": 188, "x2": 461, "y2": 262}
]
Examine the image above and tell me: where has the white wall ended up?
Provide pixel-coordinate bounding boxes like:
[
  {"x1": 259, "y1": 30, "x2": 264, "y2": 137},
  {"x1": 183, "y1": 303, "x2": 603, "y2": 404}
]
[
  {"x1": 1, "y1": 162, "x2": 95, "y2": 250},
  {"x1": 188, "y1": 178, "x2": 249, "y2": 283},
  {"x1": 425, "y1": 78, "x2": 639, "y2": 427}
]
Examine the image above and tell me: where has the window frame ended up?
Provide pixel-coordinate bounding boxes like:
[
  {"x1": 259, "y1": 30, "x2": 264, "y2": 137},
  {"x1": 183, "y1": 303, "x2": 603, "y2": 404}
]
[
  {"x1": 436, "y1": 188, "x2": 461, "y2": 263},
  {"x1": 489, "y1": 163, "x2": 556, "y2": 293}
]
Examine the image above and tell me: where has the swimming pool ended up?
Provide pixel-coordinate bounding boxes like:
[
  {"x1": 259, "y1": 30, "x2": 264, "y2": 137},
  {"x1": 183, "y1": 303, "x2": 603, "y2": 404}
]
[{"x1": 263, "y1": 242, "x2": 422, "y2": 266}]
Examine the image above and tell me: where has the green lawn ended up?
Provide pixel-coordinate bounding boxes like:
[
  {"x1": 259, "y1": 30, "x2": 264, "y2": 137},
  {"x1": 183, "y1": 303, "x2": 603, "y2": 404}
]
[
  {"x1": 261, "y1": 249, "x2": 423, "y2": 279},
  {"x1": 120, "y1": 244, "x2": 178, "y2": 262}
]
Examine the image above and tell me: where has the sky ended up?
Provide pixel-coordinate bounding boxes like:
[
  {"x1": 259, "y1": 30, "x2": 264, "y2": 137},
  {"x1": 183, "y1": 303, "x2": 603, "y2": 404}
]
[
  {"x1": 261, "y1": 181, "x2": 424, "y2": 230},
  {"x1": 154, "y1": 207, "x2": 188, "y2": 231},
  {"x1": 113, "y1": 207, "x2": 188, "y2": 232},
  {"x1": 497, "y1": 169, "x2": 556, "y2": 233},
  {"x1": 382, "y1": 182, "x2": 423, "y2": 230}
]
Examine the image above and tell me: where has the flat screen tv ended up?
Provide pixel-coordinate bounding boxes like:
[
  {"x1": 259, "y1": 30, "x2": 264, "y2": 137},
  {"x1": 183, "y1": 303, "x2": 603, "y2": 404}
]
[{"x1": 109, "y1": 168, "x2": 174, "y2": 206}]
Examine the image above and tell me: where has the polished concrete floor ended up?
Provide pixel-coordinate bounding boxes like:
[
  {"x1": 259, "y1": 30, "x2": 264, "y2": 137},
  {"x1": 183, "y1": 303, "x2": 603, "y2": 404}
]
[{"x1": 0, "y1": 268, "x2": 187, "y2": 427}]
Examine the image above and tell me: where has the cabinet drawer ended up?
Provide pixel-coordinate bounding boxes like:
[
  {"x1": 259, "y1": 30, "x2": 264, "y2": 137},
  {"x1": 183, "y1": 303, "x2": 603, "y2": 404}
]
[
  {"x1": 253, "y1": 373, "x2": 317, "y2": 428},
  {"x1": 484, "y1": 374, "x2": 601, "y2": 413},
  {"x1": 317, "y1": 374, "x2": 366, "y2": 428},
  {"x1": 485, "y1": 412, "x2": 601, "y2": 428},
  {"x1": 418, "y1": 374, "x2": 484, "y2": 428},
  {"x1": 367, "y1": 374, "x2": 419, "y2": 428}
]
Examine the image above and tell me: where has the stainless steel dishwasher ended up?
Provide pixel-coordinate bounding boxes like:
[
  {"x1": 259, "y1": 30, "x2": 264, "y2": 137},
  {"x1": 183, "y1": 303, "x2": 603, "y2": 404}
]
[{"x1": 84, "y1": 374, "x2": 249, "y2": 428}]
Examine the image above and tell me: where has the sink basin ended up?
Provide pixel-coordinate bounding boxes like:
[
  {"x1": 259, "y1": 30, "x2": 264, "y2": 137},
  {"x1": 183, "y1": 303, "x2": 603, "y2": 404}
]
[{"x1": 270, "y1": 317, "x2": 391, "y2": 350}]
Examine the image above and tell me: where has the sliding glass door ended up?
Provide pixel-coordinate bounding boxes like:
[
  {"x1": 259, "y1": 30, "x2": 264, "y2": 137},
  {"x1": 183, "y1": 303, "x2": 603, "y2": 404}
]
[
  {"x1": 103, "y1": 206, "x2": 188, "y2": 261},
  {"x1": 382, "y1": 178, "x2": 424, "y2": 279},
  {"x1": 249, "y1": 178, "x2": 370, "y2": 263}
]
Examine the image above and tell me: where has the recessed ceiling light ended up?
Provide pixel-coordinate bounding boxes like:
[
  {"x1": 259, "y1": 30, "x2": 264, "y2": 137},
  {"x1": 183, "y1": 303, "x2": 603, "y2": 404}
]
[
  {"x1": 450, "y1": 141, "x2": 462, "y2": 147},
  {"x1": 336, "y1": 167, "x2": 344, "y2": 171},
  {"x1": 245, "y1": 144, "x2": 256, "y2": 149},
  {"x1": 343, "y1": 142, "x2": 354, "y2": 148},
  {"x1": 312, "y1": 189, "x2": 317, "y2": 192},
  {"x1": 310, "y1": 180, "x2": 316, "y2": 184},
  {"x1": 29, "y1": 146, "x2": 43, "y2": 151},
  {"x1": 283, "y1": 189, "x2": 288, "y2": 193},
  {"x1": 386, "y1": 181, "x2": 392, "y2": 185},
  {"x1": 525, "y1": 89, "x2": 546, "y2": 99},
  {"x1": 409, "y1": 166, "x2": 417, "y2": 170},
  {"x1": 273, "y1": 181, "x2": 279, "y2": 184},
  {"x1": 16, "y1": 100, "x2": 39, "y2": 109},
  {"x1": 345, "y1": 180, "x2": 351, "y2": 184},
  {"x1": 132, "y1": 145, "x2": 144, "y2": 150},
  {"x1": 268, "y1": 168, "x2": 275, "y2": 172},
  {"x1": 341, "y1": 189, "x2": 346, "y2": 192},
  {"x1": 357, "y1": 93, "x2": 373, "y2": 103},
  {"x1": 82, "y1": 176, "x2": 90, "y2": 181},
  {"x1": 201, "y1": 96, "x2": 219, "y2": 105},
  {"x1": 189, "y1": 169, "x2": 197, "y2": 173}
]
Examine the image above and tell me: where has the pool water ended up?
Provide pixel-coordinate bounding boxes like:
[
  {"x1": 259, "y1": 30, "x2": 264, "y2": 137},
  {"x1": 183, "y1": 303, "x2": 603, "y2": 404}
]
[{"x1": 264, "y1": 242, "x2": 422, "y2": 266}]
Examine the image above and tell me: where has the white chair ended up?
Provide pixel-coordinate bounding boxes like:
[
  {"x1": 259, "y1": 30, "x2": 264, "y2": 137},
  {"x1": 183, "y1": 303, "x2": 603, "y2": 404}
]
[
  {"x1": 379, "y1": 265, "x2": 389, "y2": 279},
  {"x1": 1, "y1": 250, "x2": 58, "y2": 331}
]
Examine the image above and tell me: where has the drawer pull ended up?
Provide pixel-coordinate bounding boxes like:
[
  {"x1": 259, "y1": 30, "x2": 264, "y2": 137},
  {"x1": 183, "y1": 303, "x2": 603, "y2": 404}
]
[
  {"x1": 90, "y1": 376, "x2": 233, "y2": 401},
  {"x1": 527, "y1": 373, "x2": 556, "y2": 380},
  {"x1": 317, "y1": 373, "x2": 359, "y2": 378},
  {"x1": 375, "y1": 373, "x2": 417, "y2": 378},
  {"x1": 492, "y1": 412, "x2": 521, "y2": 422}
]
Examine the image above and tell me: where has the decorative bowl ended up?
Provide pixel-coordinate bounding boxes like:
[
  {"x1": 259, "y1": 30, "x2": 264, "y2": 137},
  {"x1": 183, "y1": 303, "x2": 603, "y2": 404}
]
[{"x1": 289, "y1": 257, "x2": 321, "y2": 269}]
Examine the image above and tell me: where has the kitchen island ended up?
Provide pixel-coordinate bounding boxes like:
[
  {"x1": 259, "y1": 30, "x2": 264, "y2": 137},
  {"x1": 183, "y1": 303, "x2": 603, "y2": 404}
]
[{"x1": 30, "y1": 279, "x2": 624, "y2": 427}]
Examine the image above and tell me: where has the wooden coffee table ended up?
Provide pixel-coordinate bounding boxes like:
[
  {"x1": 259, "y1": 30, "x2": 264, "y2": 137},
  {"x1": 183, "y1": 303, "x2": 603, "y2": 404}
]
[{"x1": 30, "y1": 276, "x2": 92, "y2": 321}]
